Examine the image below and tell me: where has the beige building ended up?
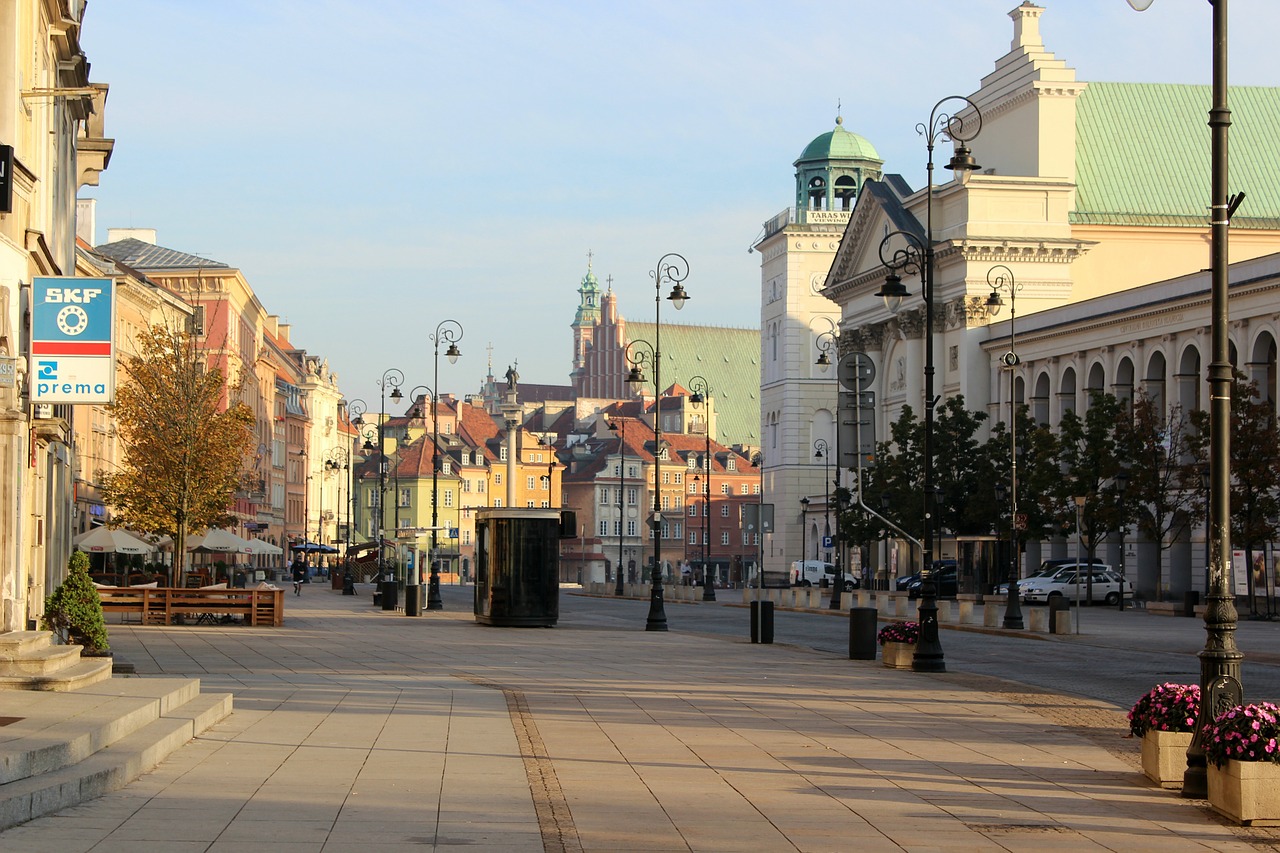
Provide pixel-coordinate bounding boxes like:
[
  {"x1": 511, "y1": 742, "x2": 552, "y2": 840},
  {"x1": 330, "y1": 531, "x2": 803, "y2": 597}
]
[
  {"x1": 0, "y1": 2, "x2": 112, "y2": 631},
  {"x1": 816, "y1": 2, "x2": 1280, "y2": 596}
]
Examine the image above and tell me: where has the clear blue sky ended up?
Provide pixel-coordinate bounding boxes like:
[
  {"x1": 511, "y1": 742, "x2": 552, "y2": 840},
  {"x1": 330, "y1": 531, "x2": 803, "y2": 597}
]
[{"x1": 79, "y1": 1, "x2": 1280, "y2": 411}]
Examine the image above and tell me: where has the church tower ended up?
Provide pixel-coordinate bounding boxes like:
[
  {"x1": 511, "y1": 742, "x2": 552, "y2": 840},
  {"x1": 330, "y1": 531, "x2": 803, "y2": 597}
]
[
  {"x1": 570, "y1": 256, "x2": 603, "y2": 387},
  {"x1": 755, "y1": 113, "x2": 882, "y2": 570}
]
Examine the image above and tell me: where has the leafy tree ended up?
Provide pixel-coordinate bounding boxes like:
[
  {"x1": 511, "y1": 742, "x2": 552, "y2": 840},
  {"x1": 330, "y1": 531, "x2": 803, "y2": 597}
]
[
  {"x1": 1117, "y1": 393, "x2": 1205, "y2": 600},
  {"x1": 1054, "y1": 392, "x2": 1134, "y2": 598},
  {"x1": 1190, "y1": 374, "x2": 1280, "y2": 608},
  {"x1": 101, "y1": 324, "x2": 255, "y2": 586},
  {"x1": 984, "y1": 404, "x2": 1061, "y2": 582},
  {"x1": 40, "y1": 550, "x2": 109, "y2": 653}
]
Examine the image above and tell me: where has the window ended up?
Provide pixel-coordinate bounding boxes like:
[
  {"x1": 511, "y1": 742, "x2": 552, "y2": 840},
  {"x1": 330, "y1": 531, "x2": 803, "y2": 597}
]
[
  {"x1": 687, "y1": 456, "x2": 696, "y2": 470},
  {"x1": 399, "y1": 489, "x2": 411, "y2": 508},
  {"x1": 442, "y1": 461, "x2": 451, "y2": 475},
  {"x1": 727, "y1": 458, "x2": 737, "y2": 472},
  {"x1": 399, "y1": 517, "x2": 412, "y2": 529},
  {"x1": 613, "y1": 520, "x2": 621, "y2": 536},
  {"x1": 527, "y1": 500, "x2": 535, "y2": 507},
  {"x1": 542, "y1": 477, "x2": 549, "y2": 491},
  {"x1": 599, "y1": 489, "x2": 610, "y2": 505},
  {"x1": 368, "y1": 488, "x2": 378, "y2": 508},
  {"x1": 461, "y1": 451, "x2": 470, "y2": 465},
  {"x1": 527, "y1": 476, "x2": 536, "y2": 490},
  {"x1": 627, "y1": 465, "x2": 638, "y2": 478},
  {"x1": 627, "y1": 487, "x2": 638, "y2": 505},
  {"x1": 689, "y1": 531, "x2": 697, "y2": 544},
  {"x1": 721, "y1": 532, "x2": 730, "y2": 546},
  {"x1": 462, "y1": 478, "x2": 471, "y2": 493},
  {"x1": 462, "y1": 529, "x2": 471, "y2": 545},
  {"x1": 661, "y1": 521, "x2": 670, "y2": 539},
  {"x1": 494, "y1": 498, "x2": 503, "y2": 507},
  {"x1": 443, "y1": 490, "x2": 454, "y2": 507},
  {"x1": 721, "y1": 484, "x2": 731, "y2": 495},
  {"x1": 661, "y1": 496, "x2": 669, "y2": 510},
  {"x1": 688, "y1": 505, "x2": 697, "y2": 517},
  {"x1": 495, "y1": 473, "x2": 502, "y2": 485},
  {"x1": 687, "y1": 482, "x2": 696, "y2": 495},
  {"x1": 662, "y1": 472, "x2": 670, "y2": 485},
  {"x1": 753, "y1": 484, "x2": 760, "y2": 495},
  {"x1": 541, "y1": 500, "x2": 549, "y2": 508},
  {"x1": 674, "y1": 522, "x2": 681, "y2": 539},
  {"x1": 499, "y1": 446, "x2": 508, "y2": 462},
  {"x1": 741, "y1": 485, "x2": 749, "y2": 495},
  {"x1": 478, "y1": 479, "x2": 486, "y2": 493},
  {"x1": 673, "y1": 473, "x2": 683, "y2": 485},
  {"x1": 721, "y1": 505, "x2": 729, "y2": 517},
  {"x1": 627, "y1": 520, "x2": 637, "y2": 537}
]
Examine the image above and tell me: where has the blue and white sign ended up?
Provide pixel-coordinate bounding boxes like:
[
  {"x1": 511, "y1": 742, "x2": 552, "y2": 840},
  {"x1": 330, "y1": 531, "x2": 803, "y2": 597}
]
[
  {"x1": 30, "y1": 276, "x2": 115, "y2": 404},
  {"x1": 822, "y1": 535, "x2": 834, "y2": 548}
]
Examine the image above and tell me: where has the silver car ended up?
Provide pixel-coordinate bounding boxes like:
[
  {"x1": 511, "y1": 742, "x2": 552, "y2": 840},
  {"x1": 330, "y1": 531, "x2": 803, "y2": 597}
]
[{"x1": 1023, "y1": 566, "x2": 1130, "y2": 605}]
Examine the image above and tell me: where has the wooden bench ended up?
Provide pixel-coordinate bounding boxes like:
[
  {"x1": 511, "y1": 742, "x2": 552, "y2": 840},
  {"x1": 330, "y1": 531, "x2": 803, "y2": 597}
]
[{"x1": 98, "y1": 587, "x2": 284, "y2": 627}]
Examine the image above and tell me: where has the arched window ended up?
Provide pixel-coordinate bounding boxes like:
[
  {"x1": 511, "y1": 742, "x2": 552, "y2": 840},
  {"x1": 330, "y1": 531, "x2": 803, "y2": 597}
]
[
  {"x1": 808, "y1": 176, "x2": 827, "y2": 210},
  {"x1": 1058, "y1": 366, "x2": 1078, "y2": 421},
  {"x1": 1249, "y1": 332, "x2": 1277, "y2": 402},
  {"x1": 1177, "y1": 345, "x2": 1202, "y2": 412},
  {"x1": 1144, "y1": 351, "x2": 1167, "y2": 410},
  {"x1": 1114, "y1": 356, "x2": 1135, "y2": 411}
]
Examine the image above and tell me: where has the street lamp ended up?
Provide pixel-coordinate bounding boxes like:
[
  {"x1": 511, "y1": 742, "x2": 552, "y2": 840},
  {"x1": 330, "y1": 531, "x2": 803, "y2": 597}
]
[
  {"x1": 689, "y1": 375, "x2": 716, "y2": 601},
  {"x1": 346, "y1": 398, "x2": 368, "y2": 591},
  {"x1": 814, "y1": 332, "x2": 846, "y2": 609},
  {"x1": 985, "y1": 264, "x2": 1025, "y2": 630},
  {"x1": 800, "y1": 496, "x2": 811, "y2": 566},
  {"x1": 813, "y1": 438, "x2": 837, "y2": 607},
  {"x1": 626, "y1": 252, "x2": 690, "y2": 632},
  {"x1": 1127, "y1": 0, "x2": 1241, "y2": 799},
  {"x1": 608, "y1": 418, "x2": 627, "y2": 597},
  {"x1": 427, "y1": 319, "x2": 463, "y2": 612},
  {"x1": 376, "y1": 369, "x2": 404, "y2": 607},
  {"x1": 876, "y1": 94, "x2": 983, "y2": 674}
]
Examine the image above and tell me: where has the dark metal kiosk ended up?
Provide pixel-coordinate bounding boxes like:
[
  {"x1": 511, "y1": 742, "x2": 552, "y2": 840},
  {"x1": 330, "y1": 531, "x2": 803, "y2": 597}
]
[{"x1": 474, "y1": 507, "x2": 563, "y2": 627}]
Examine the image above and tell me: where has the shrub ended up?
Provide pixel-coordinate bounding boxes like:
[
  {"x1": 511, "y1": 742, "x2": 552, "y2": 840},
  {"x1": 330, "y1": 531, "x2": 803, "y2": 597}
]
[
  {"x1": 40, "y1": 550, "x2": 110, "y2": 654},
  {"x1": 1203, "y1": 702, "x2": 1280, "y2": 767},
  {"x1": 1127, "y1": 683, "x2": 1200, "y2": 737},
  {"x1": 877, "y1": 621, "x2": 919, "y2": 645}
]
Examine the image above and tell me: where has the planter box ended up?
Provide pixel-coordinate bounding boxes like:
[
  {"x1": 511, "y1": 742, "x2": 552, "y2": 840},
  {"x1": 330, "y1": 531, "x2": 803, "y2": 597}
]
[
  {"x1": 1141, "y1": 730, "x2": 1192, "y2": 788},
  {"x1": 1208, "y1": 759, "x2": 1280, "y2": 826},
  {"x1": 880, "y1": 641, "x2": 915, "y2": 670}
]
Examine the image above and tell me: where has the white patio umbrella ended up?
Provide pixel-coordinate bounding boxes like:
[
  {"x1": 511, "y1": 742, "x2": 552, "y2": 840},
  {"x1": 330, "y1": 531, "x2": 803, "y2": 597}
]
[
  {"x1": 185, "y1": 528, "x2": 255, "y2": 554},
  {"x1": 72, "y1": 527, "x2": 155, "y2": 555},
  {"x1": 244, "y1": 537, "x2": 283, "y2": 556}
]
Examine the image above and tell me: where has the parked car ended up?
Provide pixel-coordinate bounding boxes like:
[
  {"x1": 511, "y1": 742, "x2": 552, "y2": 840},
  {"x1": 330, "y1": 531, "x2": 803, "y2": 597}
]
[
  {"x1": 790, "y1": 560, "x2": 858, "y2": 591},
  {"x1": 1022, "y1": 565, "x2": 1130, "y2": 605},
  {"x1": 895, "y1": 572, "x2": 920, "y2": 592},
  {"x1": 994, "y1": 558, "x2": 1108, "y2": 595},
  {"x1": 906, "y1": 561, "x2": 958, "y2": 599}
]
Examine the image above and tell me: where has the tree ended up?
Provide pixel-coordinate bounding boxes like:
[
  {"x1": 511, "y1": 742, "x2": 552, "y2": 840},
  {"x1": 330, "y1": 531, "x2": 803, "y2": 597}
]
[
  {"x1": 1054, "y1": 392, "x2": 1134, "y2": 600},
  {"x1": 983, "y1": 403, "x2": 1061, "y2": 583},
  {"x1": 1190, "y1": 374, "x2": 1280, "y2": 610},
  {"x1": 1117, "y1": 393, "x2": 1205, "y2": 600},
  {"x1": 101, "y1": 324, "x2": 255, "y2": 586}
]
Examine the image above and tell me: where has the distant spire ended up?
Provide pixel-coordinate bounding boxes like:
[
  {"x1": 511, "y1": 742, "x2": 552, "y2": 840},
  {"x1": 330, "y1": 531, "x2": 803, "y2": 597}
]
[
  {"x1": 836, "y1": 99, "x2": 843, "y2": 126},
  {"x1": 586, "y1": 248, "x2": 594, "y2": 272},
  {"x1": 606, "y1": 274, "x2": 613, "y2": 292}
]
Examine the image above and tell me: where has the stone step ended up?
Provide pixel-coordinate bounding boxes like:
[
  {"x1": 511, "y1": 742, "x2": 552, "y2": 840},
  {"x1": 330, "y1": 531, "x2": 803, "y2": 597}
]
[
  {"x1": 0, "y1": 689, "x2": 232, "y2": 830},
  {"x1": 0, "y1": 643, "x2": 86, "y2": 677},
  {"x1": 0, "y1": 657, "x2": 113, "y2": 692},
  {"x1": 0, "y1": 677, "x2": 205, "y2": 785}
]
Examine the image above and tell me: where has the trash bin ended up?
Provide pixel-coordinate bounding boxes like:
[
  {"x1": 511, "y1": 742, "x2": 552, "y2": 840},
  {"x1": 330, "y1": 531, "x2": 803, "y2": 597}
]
[
  {"x1": 1183, "y1": 590, "x2": 1199, "y2": 617},
  {"x1": 380, "y1": 580, "x2": 398, "y2": 611},
  {"x1": 404, "y1": 584, "x2": 422, "y2": 617},
  {"x1": 849, "y1": 607, "x2": 877, "y2": 660},
  {"x1": 342, "y1": 570, "x2": 356, "y2": 596},
  {"x1": 1048, "y1": 596, "x2": 1070, "y2": 633},
  {"x1": 750, "y1": 600, "x2": 774, "y2": 644}
]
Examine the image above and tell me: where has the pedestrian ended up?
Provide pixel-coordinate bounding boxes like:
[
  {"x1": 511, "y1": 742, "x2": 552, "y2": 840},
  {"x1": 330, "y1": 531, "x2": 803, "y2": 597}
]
[{"x1": 291, "y1": 558, "x2": 307, "y2": 596}]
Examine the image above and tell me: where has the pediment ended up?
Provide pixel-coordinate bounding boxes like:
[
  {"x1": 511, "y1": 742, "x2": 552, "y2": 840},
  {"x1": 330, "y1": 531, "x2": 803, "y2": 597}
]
[{"x1": 822, "y1": 178, "x2": 923, "y2": 305}]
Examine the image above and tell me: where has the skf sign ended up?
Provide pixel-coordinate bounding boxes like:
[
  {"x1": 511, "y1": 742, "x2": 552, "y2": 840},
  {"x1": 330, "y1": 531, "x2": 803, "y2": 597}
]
[{"x1": 30, "y1": 276, "x2": 115, "y2": 405}]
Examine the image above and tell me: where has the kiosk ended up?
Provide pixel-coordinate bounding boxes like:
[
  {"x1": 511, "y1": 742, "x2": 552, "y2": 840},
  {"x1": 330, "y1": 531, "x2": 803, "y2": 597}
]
[{"x1": 474, "y1": 507, "x2": 562, "y2": 627}]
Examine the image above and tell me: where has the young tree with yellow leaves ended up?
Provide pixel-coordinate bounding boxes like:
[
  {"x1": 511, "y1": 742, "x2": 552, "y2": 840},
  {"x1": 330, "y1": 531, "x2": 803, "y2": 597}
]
[{"x1": 101, "y1": 324, "x2": 255, "y2": 586}]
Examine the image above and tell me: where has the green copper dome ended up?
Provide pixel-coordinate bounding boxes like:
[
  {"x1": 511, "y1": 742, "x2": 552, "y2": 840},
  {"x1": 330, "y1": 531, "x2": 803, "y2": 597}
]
[{"x1": 796, "y1": 116, "x2": 881, "y2": 165}]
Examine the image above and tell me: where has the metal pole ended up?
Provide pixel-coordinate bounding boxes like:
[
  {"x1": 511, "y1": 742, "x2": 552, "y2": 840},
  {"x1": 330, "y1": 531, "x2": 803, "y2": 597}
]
[{"x1": 614, "y1": 419, "x2": 625, "y2": 596}]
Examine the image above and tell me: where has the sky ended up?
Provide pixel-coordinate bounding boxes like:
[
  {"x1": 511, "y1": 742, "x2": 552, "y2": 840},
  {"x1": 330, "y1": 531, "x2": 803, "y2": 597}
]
[{"x1": 78, "y1": 0, "x2": 1280, "y2": 412}]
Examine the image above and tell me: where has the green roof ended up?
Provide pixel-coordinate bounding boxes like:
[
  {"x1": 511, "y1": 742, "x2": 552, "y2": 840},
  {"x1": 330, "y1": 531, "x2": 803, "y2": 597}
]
[
  {"x1": 1074, "y1": 82, "x2": 1280, "y2": 228},
  {"x1": 796, "y1": 117, "x2": 881, "y2": 166},
  {"x1": 627, "y1": 322, "x2": 760, "y2": 447}
]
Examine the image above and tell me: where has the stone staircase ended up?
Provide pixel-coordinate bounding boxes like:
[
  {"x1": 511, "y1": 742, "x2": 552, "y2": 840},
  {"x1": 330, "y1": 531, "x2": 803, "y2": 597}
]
[{"x1": 0, "y1": 631, "x2": 232, "y2": 830}]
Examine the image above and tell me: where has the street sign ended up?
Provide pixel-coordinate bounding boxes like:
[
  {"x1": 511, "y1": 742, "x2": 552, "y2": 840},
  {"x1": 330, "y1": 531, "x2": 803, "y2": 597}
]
[
  {"x1": 1015, "y1": 513, "x2": 1028, "y2": 531},
  {"x1": 837, "y1": 352, "x2": 875, "y2": 392},
  {"x1": 30, "y1": 276, "x2": 115, "y2": 404},
  {"x1": 741, "y1": 503, "x2": 774, "y2": 534},
  {"x1": 822, "y1": 535, "x2": 833, "y2": 548}
]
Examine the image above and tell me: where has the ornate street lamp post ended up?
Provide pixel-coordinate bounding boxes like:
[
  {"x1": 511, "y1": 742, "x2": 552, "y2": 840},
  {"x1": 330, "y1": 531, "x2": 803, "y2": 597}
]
[
  {"x1": 812, "y1": 438, "x2": 837, "y2": 607},
  {"x1": 608, "y1": 418, "x2": 627, "y2": 597},
  {"x1": 985, "y1": 264, "x2": 1025, "y2": 630},
  {"x1": 625, "y1": 253, "x2": 690, "y2": 631},
  {"x1": 688, "y1": 375, "x2": 716, "y2": 601},
  {"x1": 875, "y1": 94, "x2": 983, "y2": 673},
  {"x1": 1127, "y1": 0, "x2": 1241, "y2": 798},
  {"x1": 427, "y1": 320, "x2": 463, "y2": 612},
  {"x1": 800, "y1": 496, "x2": 810, "y2": 566},
  {"x1": 376, "y1": 370, "x2": 404, "y2": 607}
]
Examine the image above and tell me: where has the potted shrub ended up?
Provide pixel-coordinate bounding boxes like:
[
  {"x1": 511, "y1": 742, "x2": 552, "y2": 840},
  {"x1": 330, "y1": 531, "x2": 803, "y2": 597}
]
[
  {"x1": 1204, "y1": 702, "x2": 1280, "y2": 825},
  {"x1": 1128, "y1": 683, "x2": 1199, "y2": 787},
  {"x1": 40, "y1": 550, "x2": 110, "y2": 655},
  {"x1": 877, "y1": 621, "x2": 918, "y2": 670}
]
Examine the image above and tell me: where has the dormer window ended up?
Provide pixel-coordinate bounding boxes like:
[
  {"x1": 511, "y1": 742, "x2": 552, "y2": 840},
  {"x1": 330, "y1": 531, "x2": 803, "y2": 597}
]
[
  {"x1": 727, "y1": 458, "x2": 737, "y2": 472},
  {"x1": 687, "y1": 456, "x2": 696, "y2": 470}
]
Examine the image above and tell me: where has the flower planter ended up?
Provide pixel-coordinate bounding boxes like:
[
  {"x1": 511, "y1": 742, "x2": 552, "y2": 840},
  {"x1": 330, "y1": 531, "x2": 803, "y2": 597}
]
[
  {"x1": 1207, "y1": 760, "x2": 1280, "y2": 826},
  {"x1": 880, "y1": 641, "x2": 915, "y2": 670},
  {"x1": 1140, "y1": 730, "x2": 1192, "y2": 788}
]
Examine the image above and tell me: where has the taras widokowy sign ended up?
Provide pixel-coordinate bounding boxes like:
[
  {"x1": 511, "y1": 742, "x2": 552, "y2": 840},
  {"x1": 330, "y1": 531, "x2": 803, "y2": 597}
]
[{"x1": 31, "y1": 276, "x2": 115, "y2": 404}]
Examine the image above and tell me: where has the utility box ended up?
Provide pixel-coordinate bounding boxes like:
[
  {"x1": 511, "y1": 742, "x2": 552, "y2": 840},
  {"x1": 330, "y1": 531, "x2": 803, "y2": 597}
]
[{"x1": 474, "y1": 508, "x2": 561, "y2": 627}]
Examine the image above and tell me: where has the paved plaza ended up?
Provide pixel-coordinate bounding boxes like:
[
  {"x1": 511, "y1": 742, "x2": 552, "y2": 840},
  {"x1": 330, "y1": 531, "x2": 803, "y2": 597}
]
[{"x1": 1, "y1": 585, "x2": 1277, "y2": 852}]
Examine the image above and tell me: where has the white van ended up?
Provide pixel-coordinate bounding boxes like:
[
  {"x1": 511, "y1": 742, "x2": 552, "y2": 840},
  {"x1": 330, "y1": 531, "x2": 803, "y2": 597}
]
[{"x1": 790, "y1": 560, "x2": 859, "y2": 591}]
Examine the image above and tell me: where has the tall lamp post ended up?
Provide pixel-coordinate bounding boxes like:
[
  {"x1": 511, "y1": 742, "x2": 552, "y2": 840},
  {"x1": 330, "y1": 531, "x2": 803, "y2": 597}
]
[
  {"x1": 402, "y1": 384, "x2": 436, "y2": 615},
  {"x1": 427, "y1": 320, "x2": 463, "y2": 612},
  {"x1": 625, "y1": 253, "x2": 691, "y2": 632},
  {"x1": 985, "y1": 264, "x2": 1025, "y2": 630},
  {"x1": 800, "y1": 496, "x2": 810, "y2": 565},
  {"x1": 688, "y1": 375, "x2": 716, "y2": 601},
  {"x1": 812, "y1": 439, "x2": 836, "y2": 605},
  {"x1": 376, "y1": 369, "x2": 404, "y2": 607},
  {"x1": 346, "y1": 399, "x2": 368, "y2": 587},
  {"x1": 1127, "y1": 0, "x2": 1241, "y2": 798},
  {"x1": 875, "y1": 94, "x2": 983, "y2": 673},
  {"x1": 608, "y1": 418, "x2": 627, "y2": 597},
  {"x1": 814, "y1": 331, "x2": 846, "y2": 608}
]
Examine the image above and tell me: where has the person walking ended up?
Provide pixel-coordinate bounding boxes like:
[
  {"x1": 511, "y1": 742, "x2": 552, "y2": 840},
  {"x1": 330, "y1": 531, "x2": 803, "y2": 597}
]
[{"x1": 291, "y1": 558, "x2": 307, "y2": 596}]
